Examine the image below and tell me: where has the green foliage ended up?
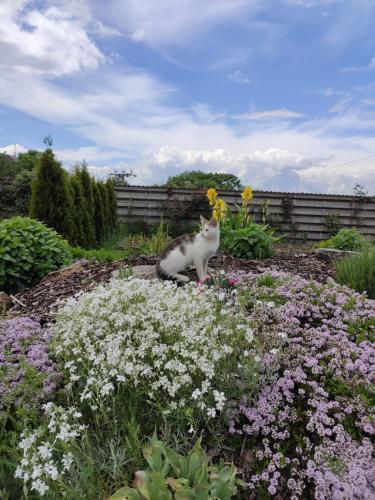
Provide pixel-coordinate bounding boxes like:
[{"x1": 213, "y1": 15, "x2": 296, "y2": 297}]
[
  {"x1": 71, "y1": 246, "x2": 129, "y2": 262},
  {"x1": 324, "y1": 212, "x2": 342, "y2": 236},
  {"x1": 316, "y1": 228, "x2": 371, "y2": 251},
  {"x1": 0, "y1": 153, "x2": 18, "y2": 177},
  {"x1": 30, "y1": 148, "x2": 77, "y2": 243},
  {"x1": 74, "y1": 162, "x2": 96, "y2": 247},
  {"x1": 221, "y1": 223, "x2": 279, "y2": 259},
  {"x1": 110, "y1": 436, "x2": 237, "y2": 500},
  {"x1": 166, "y1": 171, "x2": 242, "y2": 191},
  {"x1": 107, "y1": 179, "x2": 118, "y2": 231},
  {"x1": 93, "y1": 180, "x2": 106, "y2": 245},
  {"x1": 0, "y1": 216, "x2": 72, "y2": 293},
  {"x1": 98, "y1": 181, "x2": 111, "y2": 240},
  {"x1": 336, "y1": 249, "x2": 375, "y2": 299},
  {"x1": 146, "y1": 220, "x2": 171, "y2": 254}
]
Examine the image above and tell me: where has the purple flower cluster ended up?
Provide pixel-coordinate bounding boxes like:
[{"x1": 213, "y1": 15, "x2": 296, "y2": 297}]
[
  {"x1": 227, "y1": 271, "x2": 375, "y2": 499},
  {"x1": 0, "y1": 317, "x2": 61, "y2": 409}
]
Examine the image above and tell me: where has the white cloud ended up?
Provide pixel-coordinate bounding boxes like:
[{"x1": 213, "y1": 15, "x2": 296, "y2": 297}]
[
  {"x1": 0, "y1": 0, "x2": 104, "y2": 76},
  {"x1": 0, "y1": 143, "x2": 27, "y2": 155},
  {"x1": 227, "y1": 70, "x2": 253, "y2": 85},
  {"x1": 234, "y1": 108, "x2": 305, "y2": 120}
]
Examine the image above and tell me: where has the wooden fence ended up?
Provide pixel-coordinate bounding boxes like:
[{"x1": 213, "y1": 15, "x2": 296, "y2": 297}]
[{"x1": 115, "y1": 185, "x2": 375, "y2": 243}]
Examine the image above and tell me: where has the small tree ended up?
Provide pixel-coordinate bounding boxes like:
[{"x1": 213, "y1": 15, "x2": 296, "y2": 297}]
[
  {"x1": 74, "y1": 162, "x2": 96, "y2": 247},
  {"x1": 106, "y1": 179, "x2": 118, "y2": 231},
  {"x1": 166, "y1": 170, "x2": 243, "y2": 190},
  {"x1": 92, "y1": 180, "x2": 105, "y2": 245},
  {"x1": 30, "y1": 148, "x2": 77, "y2": 242},
  {"x1": 98, "y1": 181, "x2": 110, "y2": 239},
  {"x1": 70, "y1": 175, "x2": 86, "y2": 247}
]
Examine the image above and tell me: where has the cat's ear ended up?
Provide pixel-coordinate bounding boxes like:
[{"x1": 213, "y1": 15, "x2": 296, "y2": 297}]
[
  {"x1": 200, "y1": 215, "x2": 208, "y2": 225},
  {"x1": 210, "y1": 217, "x2": 218, "y2": 226}
]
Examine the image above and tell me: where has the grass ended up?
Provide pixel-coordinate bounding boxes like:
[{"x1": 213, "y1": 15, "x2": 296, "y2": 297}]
[
  {"x1": 336, "y1": 249, "x2": 375, "y2": 299},
  {"x1": 71, "y1": 221, "x2": 172, "y2": 263}
]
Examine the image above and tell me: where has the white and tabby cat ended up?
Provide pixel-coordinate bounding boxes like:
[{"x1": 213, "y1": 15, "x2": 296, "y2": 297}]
[{"x1": 156, "y1": 216, "x2": 220, "y2": 282}]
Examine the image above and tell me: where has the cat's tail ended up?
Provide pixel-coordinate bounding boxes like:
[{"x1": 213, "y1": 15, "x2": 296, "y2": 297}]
[{"x1": 156, "y1": 260, "x2": 189, "y2": 284}]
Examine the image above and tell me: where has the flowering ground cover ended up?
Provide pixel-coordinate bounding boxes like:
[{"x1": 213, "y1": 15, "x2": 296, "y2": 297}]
[{"x1": 1, "y1": 270, "x2": 374, "y2": 498}]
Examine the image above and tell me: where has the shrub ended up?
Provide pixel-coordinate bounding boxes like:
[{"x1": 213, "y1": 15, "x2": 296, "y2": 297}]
[
  {"x1": 30, "y1": 148, "x2": 77, "y2": 243},
  {"x1": 336, "y1": 249, "x2": 375, "y2": 299},
  {"x1": 0, "y1": 216, "x2": 72, "y2": 293},
  {"x1": 93, "y1": 180, "x2": 106, "y2": 245},
  {"x1": 221, "y1": 223, "x2": 278, "y2": 259},
  {"x1": 0, "y1": 317, "x2": 61, "y2": 410},
  {"x1": 52, "y1": 278, "x2": 255, "y2": 420},
  {"x1": 110, "y1": 436, "x2": 238, "y2": 499},
  {"x1": 166, "y1": 170, "x2": 242, "y2": 190},
  {"x1": 226, "y1": 270, "x2": 375, "y2": 498},
  {"x1": 316, "y1": 228, "x2": 371, "y2": 251},
  {"x1": 74, "y1": 163, "x2": 96, "y2": 247}
]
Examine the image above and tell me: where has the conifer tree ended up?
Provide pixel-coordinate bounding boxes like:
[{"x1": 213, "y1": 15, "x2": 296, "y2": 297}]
[
  {"x1": 106, "y1": 179, "x2": 118, "y2": 231},
  {"x1": 30, "y1": 148, "x2": 77, "y2": 242},
  {"x1": 70, "y1": 175, "x2": 86, "y2": 247},
  {"x1": 98, "y1": 181, "x2": 110, "y2": 239},
  {"x1": 74, "y1": 162, "x2": 96, "y2": 247},
  {"x1": 93, "y1": 180, "x2": 105, "y2": 245}
]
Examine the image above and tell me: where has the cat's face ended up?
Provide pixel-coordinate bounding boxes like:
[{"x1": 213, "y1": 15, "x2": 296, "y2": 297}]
[{"x1": 200, "y1": 216, "x2": 219, "y2": 238}]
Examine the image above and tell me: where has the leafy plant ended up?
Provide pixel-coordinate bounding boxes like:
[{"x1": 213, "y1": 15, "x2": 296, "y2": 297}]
[
  {"x1": 110, "y1": 436, "x2": 238, "y2": 500},
  {"x1": 167, "y1": 171, "x2": 242, "y2": 190},
  {"x1": 316, "y1": 228, "x2": 371, "y2": 252},
  {"x1": 221, "y1": 223, "x2": 279, "y2": 259},
  {"x1": 336, "y1": 249, "x2": 375, "y2": 299},
  {"x1": 0, "y1": 216, "x2": 72, "y2": 293},
  {"x1": 146, "y1": 220, "x2": 171, "y2": 254}
]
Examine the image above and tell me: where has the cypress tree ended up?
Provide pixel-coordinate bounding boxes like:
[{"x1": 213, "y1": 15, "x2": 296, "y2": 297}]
[
  {"x1": 106, "y1": 179, "x2": 118, "y2": 231},
  {"x1": 70, "y1": 175, "x2": 86, "y2": 247},
  {"x1": 98, "y1": 181, "x2": 110, "y2": 239},
  {"x1": 93, "y1": 180, "x2": 105, "y2": 245},
  {"x1": 75, "y1": 162, "x2": 96, "y2": 247},
  {"x1": 30, "y1": 148, "x2": 77, "y2": 242}
]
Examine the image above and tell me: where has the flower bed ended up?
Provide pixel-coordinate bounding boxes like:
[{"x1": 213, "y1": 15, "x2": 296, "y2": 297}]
[{"x1": 5, "y1": 272, "x2": 375, "y2": 498}]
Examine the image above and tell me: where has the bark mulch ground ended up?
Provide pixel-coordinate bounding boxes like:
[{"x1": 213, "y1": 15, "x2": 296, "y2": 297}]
[{"x1": 8, "y1": 250, "x2": 338, "y2": 323}]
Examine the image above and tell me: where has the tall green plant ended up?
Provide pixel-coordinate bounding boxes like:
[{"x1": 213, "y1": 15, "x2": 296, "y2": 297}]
[
  {"x1": 106, "y1": 179, "x2": 118, "y2": 231},
  {"x1": 74, "y1": 162, "x2": 96, "y2": 247},
  {"x1": 336, "y1": 250, "x2": 375, "y2": 299},
  {"x1": 30, "y1": 148, "x2": 77, "y2": 243},
  {"x1": 93, "y1": 180, "x2": 106, "y2": 245},
  {"x1": 98, "y1": 181, "x2": 110, "y2": 240}
]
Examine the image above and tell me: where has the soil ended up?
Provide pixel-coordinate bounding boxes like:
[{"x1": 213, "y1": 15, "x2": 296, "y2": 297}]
[{"x1": 7, "y1": 250, "x2": 339, "y2": 323}]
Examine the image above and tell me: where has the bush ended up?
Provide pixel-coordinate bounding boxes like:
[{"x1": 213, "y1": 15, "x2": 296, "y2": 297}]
[
  {"x1": 0, "y1": 216, "x2": 72, "y2": 293},
  {"x1": 166, "y1": 170, "x2": 242, "y2": 190},
  {"x1": 221, "y1": 223, "x2": 278, "y2": 259},
  {"x1": 316, "y1": 228, "x2": 371, "y2": 252},
  {"x1": 336, "y1": 249, "x2": 375, "y2": 299}
]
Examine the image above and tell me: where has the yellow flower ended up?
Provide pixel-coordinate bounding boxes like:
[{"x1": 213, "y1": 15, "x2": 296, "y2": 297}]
[
  {"x1": 213, "y1": 198, "x2": 227, "y2": 221},
  {"x1": 241, "y1": 186, "x2": 253, "y2": 205},
  {"x1": 206, "y1": 188, "x2": 218, "y2": 206}
]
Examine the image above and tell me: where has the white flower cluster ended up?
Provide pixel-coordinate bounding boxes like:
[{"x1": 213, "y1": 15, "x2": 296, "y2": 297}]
[
  {"x1": 53, "y1": 277, "x2": 253, "y2": 418},
  {"x1": 15, "y1": 403, "x2": 85, "y2": 497}
]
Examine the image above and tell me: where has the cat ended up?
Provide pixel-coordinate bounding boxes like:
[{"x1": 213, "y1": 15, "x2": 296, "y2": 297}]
[{"x1": 156, "y1": 216, "x2": 220, "y2": 283}]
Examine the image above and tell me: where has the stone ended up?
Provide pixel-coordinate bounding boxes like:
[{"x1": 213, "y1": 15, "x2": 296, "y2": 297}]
[
  {"x1": 40, "y1": 262, "x2": 85, "y2": 283},
  {"x1": 313, "y1": 248, "x2": 356, "y2": 258}
]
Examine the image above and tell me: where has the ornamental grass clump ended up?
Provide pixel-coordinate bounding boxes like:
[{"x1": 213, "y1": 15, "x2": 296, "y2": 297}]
[
  {"x1": 225, "y1": 271, "x2": 375, "y2": 498},
  {"x1": 336, "y1": 249, "x2": 375, "y2": 299}
]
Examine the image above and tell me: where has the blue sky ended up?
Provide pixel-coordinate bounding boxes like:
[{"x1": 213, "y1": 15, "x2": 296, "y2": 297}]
[{"x1": 1, "y1": 0, "x2": 375, "y2": 193}]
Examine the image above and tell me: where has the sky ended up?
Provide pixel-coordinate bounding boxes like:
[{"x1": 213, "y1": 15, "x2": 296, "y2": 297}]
[{"x1": 0, "y1": 0, "x2": 375, "y2": 194}]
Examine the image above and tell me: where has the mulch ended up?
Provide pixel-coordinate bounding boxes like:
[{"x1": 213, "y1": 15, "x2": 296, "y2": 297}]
[{"x1": 7, "y1": 250, "x2": 338, "y2": 323}]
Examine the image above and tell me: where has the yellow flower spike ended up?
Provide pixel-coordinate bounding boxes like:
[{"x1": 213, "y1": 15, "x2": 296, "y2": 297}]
[
  {"x1": 206, "y1": 188, "x2": 218, "y2": 206},
  {"x1": 241, "y1": 186, "x2": 253, "y2": 205},
  {"x1": 213, "y1": 198, "x2": 227, "y2": 221}
]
